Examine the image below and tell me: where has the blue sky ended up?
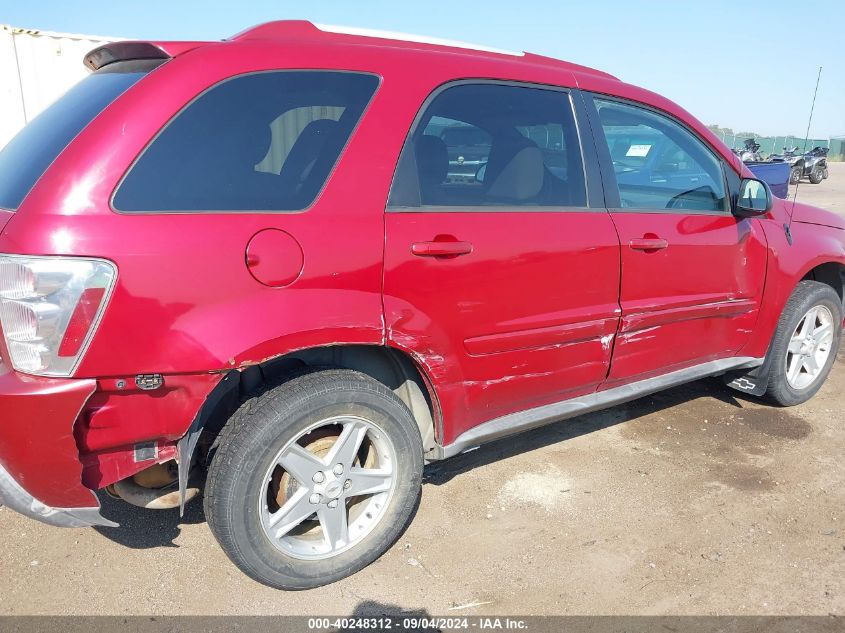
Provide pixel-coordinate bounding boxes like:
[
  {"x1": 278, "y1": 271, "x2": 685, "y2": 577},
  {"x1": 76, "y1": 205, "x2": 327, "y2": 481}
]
[{"x1": 4, "y1": 0, "x2": 843, "y2": 138}]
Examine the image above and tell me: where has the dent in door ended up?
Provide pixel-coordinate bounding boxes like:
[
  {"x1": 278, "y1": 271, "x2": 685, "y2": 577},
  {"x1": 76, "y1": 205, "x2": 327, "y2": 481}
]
[
  {"x1": 608, "y1": 213, "x2": 767, "y2": 381},
  {"x1": 384, "y1": 211, "x2": 622, "y2": 443}
]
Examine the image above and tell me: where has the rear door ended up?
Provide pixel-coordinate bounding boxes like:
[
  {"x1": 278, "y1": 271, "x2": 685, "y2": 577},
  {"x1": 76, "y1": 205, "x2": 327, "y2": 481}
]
[
  {"x1": 383, "y1": 82, "x2": 621, "y2": 443},
  {"x1": 584, "y1": 94, "x2": 768, "y2": 383}
]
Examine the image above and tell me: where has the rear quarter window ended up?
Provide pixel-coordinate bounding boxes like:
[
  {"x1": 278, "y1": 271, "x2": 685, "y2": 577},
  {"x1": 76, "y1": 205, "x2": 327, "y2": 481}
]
[
  {"x1": 113, "y1": 71, "x2": 379, "y2": 213},
  {"x1": 0, "y1": 60, "x2": 158, "y2": 211}
]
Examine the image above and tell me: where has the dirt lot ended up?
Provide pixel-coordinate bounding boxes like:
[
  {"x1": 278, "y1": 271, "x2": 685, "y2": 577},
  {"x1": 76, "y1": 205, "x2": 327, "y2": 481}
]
[{"x1": 1, "y1": 165, "x2": 844, "y2": 616}]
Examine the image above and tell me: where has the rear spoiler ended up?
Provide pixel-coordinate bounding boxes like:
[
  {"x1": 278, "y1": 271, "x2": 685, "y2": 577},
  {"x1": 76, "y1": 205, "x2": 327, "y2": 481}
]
[{"x1": 84, "y1": 41, "x2": 207, "y2": 71}]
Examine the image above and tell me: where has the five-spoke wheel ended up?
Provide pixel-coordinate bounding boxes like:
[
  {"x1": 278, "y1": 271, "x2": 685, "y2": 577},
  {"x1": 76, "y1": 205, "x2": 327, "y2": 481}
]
[
  {"x1": 765, "y1": 280, "x2": 842, "y2": 406},
  {"x1": 785, "y1": 305, "x2": 835, "y2": 390},
  {"x1": 259, "y1": 416, "x2": 397, "y2": 560},
  {"x1": 205, "y1": 369, "x2": 423, "y2": 589}
]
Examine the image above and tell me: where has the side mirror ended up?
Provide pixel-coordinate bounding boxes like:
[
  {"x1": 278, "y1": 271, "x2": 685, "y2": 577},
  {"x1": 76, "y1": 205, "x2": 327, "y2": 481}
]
[{"x1": 735, "y1": 178, "x2": 772, "y2": 217}]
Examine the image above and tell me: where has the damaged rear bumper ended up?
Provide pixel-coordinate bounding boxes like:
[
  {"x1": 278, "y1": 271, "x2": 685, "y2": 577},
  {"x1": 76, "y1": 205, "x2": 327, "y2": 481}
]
[
  {"x1": 0, "y1": 362, "x2": 116, "y2": 528},
  {"x1": 0, "y1": 463, "x2": 116, "y2": 527}
]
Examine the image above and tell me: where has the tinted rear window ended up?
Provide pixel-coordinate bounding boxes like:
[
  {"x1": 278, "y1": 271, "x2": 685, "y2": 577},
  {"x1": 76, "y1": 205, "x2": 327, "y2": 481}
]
[
  {"x1": 113, "y1": 71, "x2": 379, "y2": 212},
  {"x1": 0, "y1": 61, "x2": 156, "y2": 211}
]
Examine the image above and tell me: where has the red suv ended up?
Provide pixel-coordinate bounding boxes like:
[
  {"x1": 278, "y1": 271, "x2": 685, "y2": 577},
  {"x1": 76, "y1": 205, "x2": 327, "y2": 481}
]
[{"x1": 0, "y1": 21, "x2": 843, "y2": 590}]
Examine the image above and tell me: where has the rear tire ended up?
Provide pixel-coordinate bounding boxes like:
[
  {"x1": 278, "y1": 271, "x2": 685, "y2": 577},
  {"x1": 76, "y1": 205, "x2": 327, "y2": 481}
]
[
  {"x1": 809, "y1": 167, "x2": 824, "y2": 184},
  {"x1": 764, "y1": 281, "x2": 842, "y2": 406},
  {"x1": 205, "y1": 369, "x2": 424, "y2": 590}
]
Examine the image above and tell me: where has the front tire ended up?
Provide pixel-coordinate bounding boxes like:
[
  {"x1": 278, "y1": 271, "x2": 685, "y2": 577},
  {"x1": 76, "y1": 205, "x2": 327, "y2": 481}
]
[
  {"x1": 204, "y1": 369, "x2": 424, "y2": 589},
  {"x1": 789, "y1": 165, "x2": 802, "y2": 185},
  {"x1": 764, "y1": 281, "x2": 842, "y2": 406}
]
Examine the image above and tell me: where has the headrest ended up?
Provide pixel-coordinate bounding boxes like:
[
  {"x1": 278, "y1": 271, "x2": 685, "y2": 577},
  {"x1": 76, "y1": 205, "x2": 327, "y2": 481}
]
[
  {"x1": 278, "y1": 118, "x2": 340, "y2": 184},
  {"x1": 485, "y1": 145, "x2": 544, "y2": 201},
  {"x1": 415, "y1": 135, "x2": 449, "y2": 187},
  {"x1": 284, "y1": 119, "x2": 340, "y2": 165}
]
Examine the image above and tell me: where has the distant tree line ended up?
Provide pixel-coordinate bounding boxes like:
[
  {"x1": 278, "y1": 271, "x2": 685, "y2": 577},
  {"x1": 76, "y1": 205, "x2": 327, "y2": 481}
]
[{"x1": 707, "y1": 125, "x2": 762, "y2": 140}]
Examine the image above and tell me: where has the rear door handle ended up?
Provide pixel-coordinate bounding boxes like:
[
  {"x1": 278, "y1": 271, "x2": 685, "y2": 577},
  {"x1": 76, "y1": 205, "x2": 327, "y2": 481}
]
[
  {"x1": 629, "y1": 237, "x2": 669, "y2": 251},
  {"x1": 411, "y1": 241, "x2": 473, "y2": 257}
]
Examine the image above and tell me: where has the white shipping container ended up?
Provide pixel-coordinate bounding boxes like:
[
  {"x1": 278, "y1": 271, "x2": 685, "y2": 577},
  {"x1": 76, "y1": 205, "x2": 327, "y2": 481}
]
[{"x1": 0, "y1": 25, "x2": 119, "y2": 149}]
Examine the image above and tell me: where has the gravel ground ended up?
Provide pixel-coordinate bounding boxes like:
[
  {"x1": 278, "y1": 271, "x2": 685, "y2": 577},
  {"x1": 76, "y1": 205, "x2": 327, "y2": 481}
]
[{"x1": 1, "y1": 164, "x2": 844, "y2": 616}]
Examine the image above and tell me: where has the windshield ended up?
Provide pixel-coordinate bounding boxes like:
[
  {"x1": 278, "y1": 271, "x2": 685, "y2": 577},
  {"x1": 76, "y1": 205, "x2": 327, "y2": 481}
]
[{"x1": 0, "y1": 60, "x2": 160, "y2": 211}]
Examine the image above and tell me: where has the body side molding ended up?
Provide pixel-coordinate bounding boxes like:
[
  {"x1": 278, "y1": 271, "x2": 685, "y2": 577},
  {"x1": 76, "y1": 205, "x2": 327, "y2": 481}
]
[{"x1": 428, "y1": 356, "x2": 763, "y2": 460}]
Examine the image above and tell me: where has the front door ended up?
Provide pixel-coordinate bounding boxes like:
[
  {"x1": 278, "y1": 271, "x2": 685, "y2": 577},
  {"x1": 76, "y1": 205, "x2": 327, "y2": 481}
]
[
  {"x1": 585, "y1": 95, "x2": 768, "y2": 383},
  {"x1": 383, "y1": 82, "x2": 621, "y2": 443}
]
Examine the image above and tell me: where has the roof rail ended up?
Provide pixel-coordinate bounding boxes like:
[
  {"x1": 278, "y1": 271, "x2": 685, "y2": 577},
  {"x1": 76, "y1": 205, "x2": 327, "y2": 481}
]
[
  {"x1": 231, "y1": 21, "x2": 617, "y2": 79},
  {"x1": 231, "y1": 20, "x2": 523, "y2": 56},
  {"x1": 315, "y1": 23, "x2": 523, "y2": 56}
]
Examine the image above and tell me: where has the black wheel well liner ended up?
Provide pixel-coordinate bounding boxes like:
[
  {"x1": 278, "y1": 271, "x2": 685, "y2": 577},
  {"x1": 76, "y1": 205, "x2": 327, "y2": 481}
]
[
  {"x1": 802, "y1": 261, "x2": 845, "y2": 306},
  {"x1": 182, "y1": 345, "x2": 439, "y2": 490}
]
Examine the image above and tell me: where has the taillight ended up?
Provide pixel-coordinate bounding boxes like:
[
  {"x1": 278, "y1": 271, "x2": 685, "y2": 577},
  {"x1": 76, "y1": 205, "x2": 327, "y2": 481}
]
[{"x1": 0, "y1": 256, "x2": 116, "y2": 376}]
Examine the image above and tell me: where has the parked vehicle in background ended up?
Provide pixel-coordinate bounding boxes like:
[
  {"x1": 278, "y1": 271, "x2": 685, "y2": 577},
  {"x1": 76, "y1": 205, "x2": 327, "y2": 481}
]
[
  {"x1": 1, "y1": 21, "x2": 844, "y2": 591},
  {"x1": 733, "y1": 138, "x2": 763, "y2": 163},
  {"x1": 729, "y1": 139, "x2": 790, "y2": 198},
  {"x1": 770, "y1": 147, "x2": 805, "y2": 185},
  {"x1": 805, "y1": 146, "x2": 830, "y2": 182},
  {"x1": 770, "y1": 146, "x2": 829, "y2": 185},
  {"x1": 743, "y1": 160, "x2": 791, "y2": 199}
]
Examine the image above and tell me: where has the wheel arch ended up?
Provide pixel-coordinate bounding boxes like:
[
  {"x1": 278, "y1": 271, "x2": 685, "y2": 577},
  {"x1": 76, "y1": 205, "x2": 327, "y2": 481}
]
[
  {"x1": 802, "y1": 261, "x2": 845, "y2": 307},
  {"x1": 264, "y1": 345, "x2": 440, "y2": 453},
  {"x1": 187, "y1": 345, "x2": 441, "y2": 480},
  {"x1": 727, "y1": 257, "x2": 845, "y2": 397}
]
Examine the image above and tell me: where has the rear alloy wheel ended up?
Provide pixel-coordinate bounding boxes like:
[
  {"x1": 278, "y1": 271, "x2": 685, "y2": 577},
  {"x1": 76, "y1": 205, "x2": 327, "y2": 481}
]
[
  {"x1": 259, "y1": 415, "x2": 397, "y2": 561},
  {"x1": 205, "y1": 369, "x2": 423, "y2": 589},
  {"x1": 765, "y1": 281, "x2": 842, "y2": 406},
  {"x1": 809, "y1": 167, "x2": 824, "y2": 184}
]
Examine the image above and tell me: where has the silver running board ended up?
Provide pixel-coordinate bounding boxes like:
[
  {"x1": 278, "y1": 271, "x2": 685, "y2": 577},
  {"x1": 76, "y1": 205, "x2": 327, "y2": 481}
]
[{"x1": 428, "y1": 356, "x2": 763, "y2": 460}]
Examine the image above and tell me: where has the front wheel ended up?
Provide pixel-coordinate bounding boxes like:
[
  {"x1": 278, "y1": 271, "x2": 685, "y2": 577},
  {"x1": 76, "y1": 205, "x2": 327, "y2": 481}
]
[
  {"x1": 764, "y1": 281, "x2": 842, "y2": 406},
  {"x1": 204, "y1": 369, "x2": 424, "y2": 589},
  {"x1": 789, "y1": 165, "x2": 802, "y2": 185}
]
